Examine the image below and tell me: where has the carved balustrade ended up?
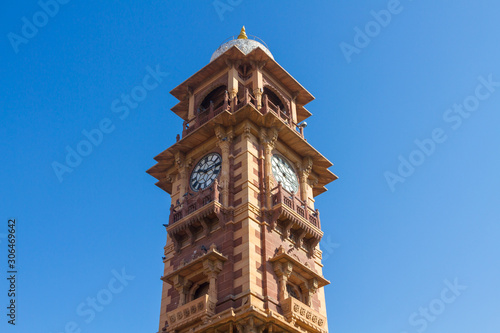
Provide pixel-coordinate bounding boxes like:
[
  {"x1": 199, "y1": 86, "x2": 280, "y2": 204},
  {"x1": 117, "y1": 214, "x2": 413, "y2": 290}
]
[
  {"x1": 169, "y1": 180, "x2": 221, "y2": 225},
  {"x1": 271, "y1": 182, "x2": 320, "y2": 229},
  {"x1": 180, "y1": 88, "x2": 305, "y2": 139},
  {"x1": 281, "y1": 297, "x2": 327, "y2": 333},
  {"x1": 165, "y1": 294, "x2": 215, "y2": 332}
]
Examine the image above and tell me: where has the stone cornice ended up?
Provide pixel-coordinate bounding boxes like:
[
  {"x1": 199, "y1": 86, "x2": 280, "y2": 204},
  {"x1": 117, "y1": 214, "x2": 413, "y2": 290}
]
[
  {"x1": 270, "y1": 246, "x2": 329, "y2": 288},
  {"x1": 162, "y1": 245, "x2": 228, "y2": 284}
]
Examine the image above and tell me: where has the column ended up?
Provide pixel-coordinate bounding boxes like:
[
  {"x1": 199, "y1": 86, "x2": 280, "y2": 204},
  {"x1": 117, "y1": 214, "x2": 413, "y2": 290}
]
[
  {"x1": 175, "y1": 151, "x2": 193, "y2": 196},
  {"x1": 226, "y1": 60, "x2": 240, "y2": 110},
  {"x1": 273, "y1": 261, "x2": 292, "y2": 302},
  {"x1": 173, "y1": 275, "x2": 192, "y2": 306},
  {"x1": 187, "y1": 86, "x2": 195, "y2": 120},
  {"x1": 259, "y1": 127, "x2": 278, "y2": 209},
  {"x1": 302, "y1": 278, "x2": 318, "y2": 307},
  {"x1": 298, "y1": 156, "x2": 313, "y2": 203},
  {"x1": 203, "y1": 259, "x2": 223, "y2": 304},
  {"x1": 215, "y1": 125, "x2": 233, "y2": 207},
  {"x1": 251, "y1": 61, "x2": 265, "y2": 110}
]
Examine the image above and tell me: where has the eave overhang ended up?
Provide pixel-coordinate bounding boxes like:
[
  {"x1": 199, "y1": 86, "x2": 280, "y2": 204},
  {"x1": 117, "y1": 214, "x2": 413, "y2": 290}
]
[
  {"x1": 270, "y1": 250, "x2": 330, "y2": 288},
  {"x1": 161, "y1": 247, "x2": 228, "y2": 285}
]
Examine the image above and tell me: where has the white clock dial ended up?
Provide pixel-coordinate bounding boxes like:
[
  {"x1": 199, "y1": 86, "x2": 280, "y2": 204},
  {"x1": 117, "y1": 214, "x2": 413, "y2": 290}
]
[
  {"x1": 271, "y1": 154, "x2": 299, "y2": 194},
  {"x1": 189, "y1": 153, "x2": 222, "y2": 191}
]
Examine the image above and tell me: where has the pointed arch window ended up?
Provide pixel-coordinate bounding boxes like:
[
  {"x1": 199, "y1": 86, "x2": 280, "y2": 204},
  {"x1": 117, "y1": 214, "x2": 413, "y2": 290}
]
[
  {"x1": 263, "y1": 87, "x2": 286, "y2": 113},
  {"x1": 199, "y1": 85, "x2": 227, "y2": 113},
  {"x1": 192, "y1": 281, "x2": 210, "y2": 300}
]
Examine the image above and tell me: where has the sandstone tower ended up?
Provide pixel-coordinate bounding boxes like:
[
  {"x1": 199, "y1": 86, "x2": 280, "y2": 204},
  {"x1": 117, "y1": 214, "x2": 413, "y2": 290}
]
[{"x1": 147, "y1": 27, "x2": 337, "y2": 333}]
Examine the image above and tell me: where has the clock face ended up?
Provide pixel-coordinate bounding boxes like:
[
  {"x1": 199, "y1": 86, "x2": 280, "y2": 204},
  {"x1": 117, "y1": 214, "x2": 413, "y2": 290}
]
[
  {"x1": 271, "y1": 154, "x2": 299, "y2": 194},
  {"x1": 189, "y1": 153, "x2": 222, "y2": 191}
]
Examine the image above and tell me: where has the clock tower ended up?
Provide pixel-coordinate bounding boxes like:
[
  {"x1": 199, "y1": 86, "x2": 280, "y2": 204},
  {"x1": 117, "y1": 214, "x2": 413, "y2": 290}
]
[{"x1": 148, "y1": 27, "x2": 337, "y2": 333}]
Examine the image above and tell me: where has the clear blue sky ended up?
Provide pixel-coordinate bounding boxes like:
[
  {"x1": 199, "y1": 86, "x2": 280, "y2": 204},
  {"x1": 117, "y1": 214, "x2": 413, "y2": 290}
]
[{"x1": 1, "y1": 1, "x2": 499, "y2": 332}]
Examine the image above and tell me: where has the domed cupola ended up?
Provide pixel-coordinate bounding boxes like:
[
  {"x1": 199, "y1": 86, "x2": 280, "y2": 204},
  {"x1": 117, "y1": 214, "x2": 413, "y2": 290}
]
[{"x1": 210, "y1": 26, "x2": 274, "y2": 62}]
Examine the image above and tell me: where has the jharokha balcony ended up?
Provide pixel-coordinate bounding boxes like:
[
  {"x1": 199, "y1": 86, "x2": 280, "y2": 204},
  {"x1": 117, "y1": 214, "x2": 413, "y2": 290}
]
[
  {"x1": 181, "y1": 88, "x2": 306, "y2": 139},
  {"x1": 269, "y1": 182, "x2": 322, "y2": 252},
  {"x1": 161, "y1": 244, "x2": 226, "y2": 332},
  {"x1": 169, "y1": 180, "x2": 221, "y2": 225},
  {"x1": 167, "y1": 180, "x2": 223, "y2": 252}
]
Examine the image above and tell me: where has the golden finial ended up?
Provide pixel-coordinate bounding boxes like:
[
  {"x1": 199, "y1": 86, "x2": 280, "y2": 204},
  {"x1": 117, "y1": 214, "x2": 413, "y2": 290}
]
[{"x1": 238, "y1": 26, "x2": 248, "y2": 39}]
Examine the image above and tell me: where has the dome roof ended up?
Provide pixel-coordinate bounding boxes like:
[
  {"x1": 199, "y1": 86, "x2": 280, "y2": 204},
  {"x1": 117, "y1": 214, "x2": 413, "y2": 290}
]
[{"x1": 210, "y1": 27, "x2": 273, "y2": 62}]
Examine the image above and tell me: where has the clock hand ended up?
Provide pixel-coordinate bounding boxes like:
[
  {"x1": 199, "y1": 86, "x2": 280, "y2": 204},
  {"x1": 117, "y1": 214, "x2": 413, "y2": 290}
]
[
  {"x1": 201, "y1": 162, "x2": 221, "y2": 173},
  {"x1": 276, "y1": 163, "x2": 286, "y2": 175}
]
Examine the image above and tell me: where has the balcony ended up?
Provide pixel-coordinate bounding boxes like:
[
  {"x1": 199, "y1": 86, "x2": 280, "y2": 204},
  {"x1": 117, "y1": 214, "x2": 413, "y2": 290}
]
[
  {"x1": 271, "y1": 183, "x2": 320, "y2": 228},
  {"x1": 181, "y1": 88, "x2": 306, "y2": 139},
  {"x1": 165, "y1": 294, "x2": 215, "y2": 332},
  {"x1": 268, "y1": 182, "x2": 322, "y2": 252},
  {"x1": 169, "y1": 181, "x2": 221, "y2": 226},
  {"x1": 281, "y1": 297, "x2": 327, "y2": 333},
  {"x1": 167, "y1": 181, "x2": 224, "y2": 252}
]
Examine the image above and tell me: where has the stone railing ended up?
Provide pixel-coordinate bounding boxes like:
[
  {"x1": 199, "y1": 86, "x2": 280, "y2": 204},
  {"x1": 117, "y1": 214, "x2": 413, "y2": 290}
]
[
  {"x1": 271, "y1": 182, "x2": 320, "y2": 228},
  {"x1": 261, "y1": 94, "x2": 291, "y2": 124},
  {"x1": 181, "y1": 89, "x2": 305, "y2": 138},
  {"x1": 169, "y1": 180, "x2": 221, "y2": 225},
  {"x1": 281, "y1": 297, "x2": 327, "y2": 333},
  {"x1": 183, "y1": 98, "x2": 229, "y2": 137},
  {"x1": 166, "y1": 294, "x2": 215, "y2": 332}
]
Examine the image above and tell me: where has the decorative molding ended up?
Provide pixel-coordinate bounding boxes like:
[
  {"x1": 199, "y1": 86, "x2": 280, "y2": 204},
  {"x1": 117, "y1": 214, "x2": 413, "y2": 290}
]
[
  {"x1": 307, "y1": 176, "x2": 319, "y2": 187},
  {"x1": 302, "y1": 156, "x2": 313, "y2": 175},
  {"x1": 281, "y1": 297, "x2": 327, "y2": 333},
  {"x1": 259, "y1": 127, "x2": 279, "y2": 151},
  {"x1": 242, "y1": 121, "x2": 252, "y2": 140},
  {"x1": 165, "y1": 294, "x2": 215, "y2": 332}
]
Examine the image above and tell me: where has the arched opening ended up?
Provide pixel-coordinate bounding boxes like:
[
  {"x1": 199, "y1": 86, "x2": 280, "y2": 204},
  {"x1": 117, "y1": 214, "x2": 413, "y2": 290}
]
[
  {"x1": 263, "y1": 87, "x2": 286, "y2": 112},
  {"x1": 287, "y1": 283, "x2": 302, "y2": 301},
  {"x1": 199, "y1": 86, "x2": 227, "y2": 113},
  {"x1": 193, "y1": 282, "x2": 210, "y2": 300}
]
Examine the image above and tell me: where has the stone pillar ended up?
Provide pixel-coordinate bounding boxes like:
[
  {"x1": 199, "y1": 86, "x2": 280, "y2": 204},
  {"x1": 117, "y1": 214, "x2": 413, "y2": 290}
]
[
  {"x1": 307, "y1": 176, "x2": 319, "y2": 212},
  {"x1": 302, "y1": 278, "x2": 318, "y2": 307},
  {"x1": 259, "y1": 127, "x2": 278, "y2": 209},
  {"x1": 173, "y1": 275, "x2": 192, "y2": 306},
  {"x1": 290, "y1": 93, "x2": 299, "y2": 125},
  {"x1": 297, "y1": 156, "x2": 313, "y2": 203},
  {"x1": 203, "y1": 258, "x2": 223, "y2": 304},
  {"x1": 187, "y1": 86, "x2": 195, "y2": 120},
  {"x1": 215, "y1": 125, "x2": 233, "y2": 207},
  {"x1": 251, "y1": 61, "x2": 265, "y2": 109},
  {"x1": 273, "y1": 261, "x2": 293, "y2": 302},
  {"x1": 226, "y1": 59, "x2": 240, "y2": 110},
  {"x1": 175, "y1": 151, "x2": 193, "y2": 196},
  {"x1": 253, "y1": 88, "x2": 263, "y2": 109}
]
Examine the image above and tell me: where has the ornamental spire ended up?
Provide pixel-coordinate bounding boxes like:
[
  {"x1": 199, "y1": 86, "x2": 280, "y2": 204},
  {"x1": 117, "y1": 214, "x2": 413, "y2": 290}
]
[{"x1": 238, "y1": 26, "x2": 248, "y2": 39}]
